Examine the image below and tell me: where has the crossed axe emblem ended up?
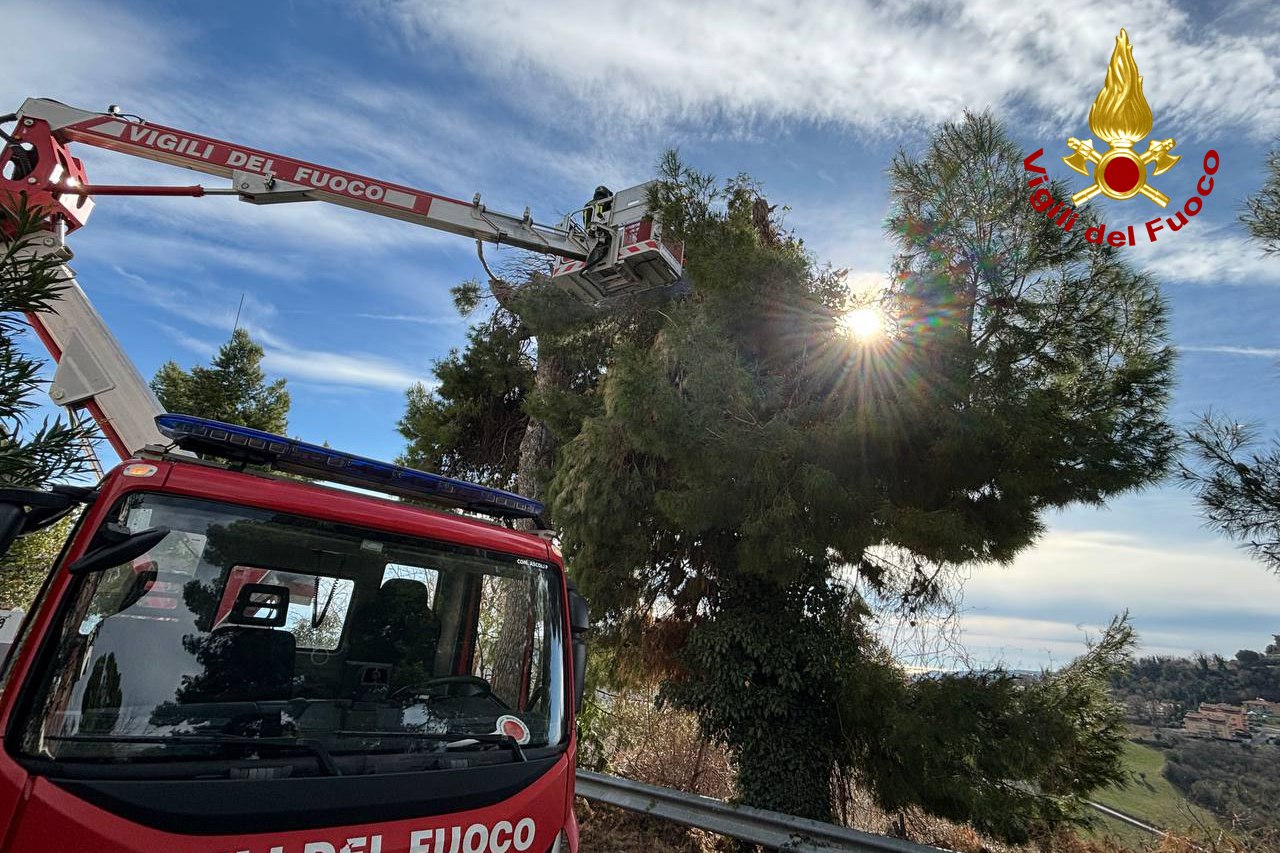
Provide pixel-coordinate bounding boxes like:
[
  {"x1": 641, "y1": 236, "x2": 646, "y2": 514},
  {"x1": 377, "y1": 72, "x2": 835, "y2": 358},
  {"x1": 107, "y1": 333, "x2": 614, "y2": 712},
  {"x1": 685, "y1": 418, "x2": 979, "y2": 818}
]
[{"x1": 1063, "y1": 137, "x2": 1180, "y2": 207}]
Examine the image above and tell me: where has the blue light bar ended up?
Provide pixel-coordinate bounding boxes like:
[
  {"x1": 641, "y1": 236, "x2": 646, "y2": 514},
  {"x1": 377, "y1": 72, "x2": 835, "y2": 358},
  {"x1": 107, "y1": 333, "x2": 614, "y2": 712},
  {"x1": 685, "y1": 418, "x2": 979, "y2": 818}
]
[{"x1": 154, "y1": 414, "x2": 544, "y2": 520}]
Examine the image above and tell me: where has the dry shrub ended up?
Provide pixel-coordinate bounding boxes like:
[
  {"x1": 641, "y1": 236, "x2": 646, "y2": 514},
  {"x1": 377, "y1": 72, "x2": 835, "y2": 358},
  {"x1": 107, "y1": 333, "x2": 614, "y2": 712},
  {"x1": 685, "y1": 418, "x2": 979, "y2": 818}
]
[
  {"x1": 574, "y1": 683, "x2": 735, "y2": 851},
  {"x1": 588, "y1": 685, "x2": 733, "y2": 798},
  {"x1": 576, "y1": 684, "x2": 1261, "y2": 853}
]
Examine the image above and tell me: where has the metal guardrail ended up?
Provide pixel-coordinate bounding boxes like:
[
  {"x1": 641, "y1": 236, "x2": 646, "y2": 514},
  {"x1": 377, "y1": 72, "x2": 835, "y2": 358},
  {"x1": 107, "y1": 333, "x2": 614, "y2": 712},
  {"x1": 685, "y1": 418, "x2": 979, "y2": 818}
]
[
  {"x1": 576, "y1": 770, "x2": 948, "y2": 852},
  {"x1": 1086, "y1": 800, "x2": 1162, "y2": 836}
]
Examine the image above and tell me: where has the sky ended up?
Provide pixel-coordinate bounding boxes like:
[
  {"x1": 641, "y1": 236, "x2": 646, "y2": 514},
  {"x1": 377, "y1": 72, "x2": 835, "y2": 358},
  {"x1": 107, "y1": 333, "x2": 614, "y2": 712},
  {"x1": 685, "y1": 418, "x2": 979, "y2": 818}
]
[{"x1": 5, "y1": 0, "x2": 1279, "y2": 669}]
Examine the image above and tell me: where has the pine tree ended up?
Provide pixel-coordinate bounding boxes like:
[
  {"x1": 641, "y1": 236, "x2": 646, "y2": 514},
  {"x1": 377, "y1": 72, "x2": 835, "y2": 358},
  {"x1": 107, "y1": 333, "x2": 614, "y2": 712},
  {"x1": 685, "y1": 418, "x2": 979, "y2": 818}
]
[
  {"x1": 549, "y1": 117, "x2": 1173, "y2": 824},
  {"x1": 387, "y1": 117, "x2": 1173, "y2": 834},
  {"x1": 1181, "y1": 146, "x2": 1280, "y2": 574},
  {"x1": 1181, "y1": 418, "x2": 1280, "y2": 575},
  {"x1": 1242, "y1": 147, "x2": 1280, "y2": 254},
  {"x1": 397, "y1": 292, "x2": 534, "y2": 488},
  {"x1": 151, "y1": 328, "x2": 290, "y2": 433}
]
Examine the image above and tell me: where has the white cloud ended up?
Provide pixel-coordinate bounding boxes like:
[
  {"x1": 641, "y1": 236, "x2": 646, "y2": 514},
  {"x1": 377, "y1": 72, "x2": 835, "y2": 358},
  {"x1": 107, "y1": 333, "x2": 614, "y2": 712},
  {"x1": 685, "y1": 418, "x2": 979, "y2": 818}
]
[
  {"x1": 106, "y1": 266, "x2": 279, "y2": 334},
  {"x1": 153, "y1": 322, "x2": 217, "y2": 358},
  {"x1": 0, "y1": 2, "x2": 187, "y2": 108},
  {"x1": 1181, "y1": 345, "x2": 1280, "y2": 357},
  {"x1": 108, "y1": 267, "x2": 427, "y2": 393},
  {"x1": 375, "y1": 0, "x2": 1280, "y2": 139},
  {"x1": 352, "y1": 312, "x2": 464, "y2": 326},
  {"x1": 971, "y1": 528, "x2": 1277, "y2": 617},
  {"x1": 955, "y1": 527, "x2": 1279, "y2": 668},
  {"x1": 1128, "y1": 225, "x2": 1280, "y2": 285},
  {"x1": 260, "y1": 347, "x2": 424, "y2": 392},
  {"x1": 957, "y1": 614, "x2": 1205, "y2": 669}
]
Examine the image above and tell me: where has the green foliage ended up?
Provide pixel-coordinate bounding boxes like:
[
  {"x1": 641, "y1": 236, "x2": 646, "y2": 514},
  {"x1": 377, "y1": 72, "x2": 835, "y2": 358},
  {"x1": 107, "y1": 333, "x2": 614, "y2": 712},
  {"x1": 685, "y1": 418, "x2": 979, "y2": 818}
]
[
  {"x1": 151, "y1": 328, "x2": 289, "y2": 432},
  {"x1": 549, "y1": 119, "x2": 1173, "y2": 823},
  {"x1": 885, "y1": 111, "x2": 1176, "y2": 554},
  {"x1": 1181, "y1": 148, "x2": 1280, "y2": 575},
  {"x1": 398, "y1": 305, "x2": 533, "y2": 487},
  {"x1": 841, "y1": 615, "x2": 1136, "y2": 843},
  {"x1": 396, "y1": 273, "x2": 629, "y2": 498},
  {"x1": 660, "y1": 575, "x2": 861, "y2": 820},
  {"x1": 0, "y1": 515, "x2": 74, "y2": 611},
  {"x1": 1181, "y1": 416, "x2": 1280, "y2": 575},
  {"x1": 1110, "y1": 647, "x2": 1280, "y2": 724},
  {"x1": 0, "y1": 204, "x2": 94, "y2": 486},
  {"x1": 384, "y1": 117, "x2": 1174, "y2": 831},
  {"x1": 1241, "y1": 147, "x2": 1280, "y2": 255},
  {"x1": 1164, "y1": 737, "x2": 1280, "y2": 845}
]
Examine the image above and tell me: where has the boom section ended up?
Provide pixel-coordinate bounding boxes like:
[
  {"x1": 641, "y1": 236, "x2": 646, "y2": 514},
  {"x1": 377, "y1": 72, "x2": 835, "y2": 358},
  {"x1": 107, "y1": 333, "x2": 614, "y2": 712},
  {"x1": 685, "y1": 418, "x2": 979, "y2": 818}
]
[{"x1": 13, "y1": 98, "x2": 588, "y2": 259}]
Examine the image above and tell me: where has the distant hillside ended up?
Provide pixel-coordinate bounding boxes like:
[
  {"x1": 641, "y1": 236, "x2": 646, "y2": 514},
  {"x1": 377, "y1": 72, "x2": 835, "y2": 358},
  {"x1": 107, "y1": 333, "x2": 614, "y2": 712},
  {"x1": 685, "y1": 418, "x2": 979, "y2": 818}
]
[
  {"x1": 1109, "y1": 644, "x2": 1280, "y2": 725},
  {"x1": 1164, "y1": 737, "x2": 1280, "y2": 846},
  {"x1": 1088, "y1": 741, "x2": 1218, "y2": 847}
]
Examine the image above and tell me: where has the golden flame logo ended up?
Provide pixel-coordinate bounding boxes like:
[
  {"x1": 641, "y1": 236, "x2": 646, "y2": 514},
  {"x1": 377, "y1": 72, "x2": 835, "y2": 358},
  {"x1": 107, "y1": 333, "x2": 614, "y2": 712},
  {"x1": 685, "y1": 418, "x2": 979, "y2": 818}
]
[
  {"x1": 1063, "y1": 29, "x2": 1179, "y2": 206},
  {"x1": 1089, "y1": 30, "x2": 1153, "y2": 147}
]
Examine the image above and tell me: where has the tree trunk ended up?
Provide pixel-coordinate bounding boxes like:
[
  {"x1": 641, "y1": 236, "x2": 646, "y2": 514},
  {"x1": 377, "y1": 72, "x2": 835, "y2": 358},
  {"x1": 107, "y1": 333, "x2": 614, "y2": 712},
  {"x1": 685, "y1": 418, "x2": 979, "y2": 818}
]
[
  {"x1": 487, "y1": 339, "x2": 567, "y2": 703},
  {"x1": 515, "y1": 345, "x2": 566, "y2": 504}
]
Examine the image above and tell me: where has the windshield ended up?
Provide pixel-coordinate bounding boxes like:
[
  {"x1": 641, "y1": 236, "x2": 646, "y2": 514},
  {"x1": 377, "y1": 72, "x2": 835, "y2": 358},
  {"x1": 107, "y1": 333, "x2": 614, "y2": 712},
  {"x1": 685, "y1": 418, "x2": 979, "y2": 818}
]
[{"x1": 19, "y1": 492, "x2": 566, "y2": 779}]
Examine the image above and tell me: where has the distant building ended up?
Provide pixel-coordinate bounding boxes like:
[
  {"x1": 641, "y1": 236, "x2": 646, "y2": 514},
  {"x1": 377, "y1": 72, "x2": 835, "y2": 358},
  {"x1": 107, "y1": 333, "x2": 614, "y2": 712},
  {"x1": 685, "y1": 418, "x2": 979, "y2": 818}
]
[
  {"x1": 1183, "y1": 702, "x2": 1249, "y2": 739},
  {"x1": 1243, "y1": 698, "x2": 1280, "y2": 716}
]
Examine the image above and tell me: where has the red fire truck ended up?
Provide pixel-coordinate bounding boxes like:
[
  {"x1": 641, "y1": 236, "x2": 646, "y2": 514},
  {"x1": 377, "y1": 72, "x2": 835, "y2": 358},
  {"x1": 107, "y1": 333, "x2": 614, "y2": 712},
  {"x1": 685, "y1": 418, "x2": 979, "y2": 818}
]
[{"x1": 0, "y1": 97, "x2": 685, "y2": 852}]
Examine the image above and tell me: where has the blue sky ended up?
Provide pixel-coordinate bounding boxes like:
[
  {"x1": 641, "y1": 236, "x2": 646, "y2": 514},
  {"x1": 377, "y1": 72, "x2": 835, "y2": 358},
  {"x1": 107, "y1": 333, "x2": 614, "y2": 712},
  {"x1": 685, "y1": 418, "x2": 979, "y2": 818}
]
[{"x1": 7, "y1": 0, "x2": 1279, "y2": 668}]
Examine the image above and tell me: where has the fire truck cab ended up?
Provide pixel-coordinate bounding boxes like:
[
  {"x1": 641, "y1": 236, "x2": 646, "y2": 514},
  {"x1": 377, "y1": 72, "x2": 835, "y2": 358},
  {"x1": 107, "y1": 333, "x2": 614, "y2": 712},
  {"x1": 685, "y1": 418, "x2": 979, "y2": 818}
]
[{"x1": 0, "y1": 417, "x2": 587, "y2": 853}]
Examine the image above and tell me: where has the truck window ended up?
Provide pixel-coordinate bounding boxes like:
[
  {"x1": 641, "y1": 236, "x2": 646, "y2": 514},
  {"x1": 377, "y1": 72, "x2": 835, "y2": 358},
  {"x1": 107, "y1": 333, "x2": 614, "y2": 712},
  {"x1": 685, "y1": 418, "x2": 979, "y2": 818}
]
[
  {"x1": 381, "y1": 562, "x2": 439, "y2": 605},
  {"x1": 17, "y1": 492, "x2": 567, "y2": 779},
  {"x1": 215, "y1": 566, "x2": 354, "y2": 652},
  {"x1": 472, "y1": 573, "x2": 548, "y2": 710}
]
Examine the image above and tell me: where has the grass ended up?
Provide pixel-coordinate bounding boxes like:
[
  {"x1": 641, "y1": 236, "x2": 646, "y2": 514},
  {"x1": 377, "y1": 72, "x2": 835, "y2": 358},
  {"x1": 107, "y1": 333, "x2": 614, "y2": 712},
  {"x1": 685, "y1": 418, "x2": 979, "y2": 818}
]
[{"x1": 1085, "y1": 741, "x2": 1218, "y2": 847}]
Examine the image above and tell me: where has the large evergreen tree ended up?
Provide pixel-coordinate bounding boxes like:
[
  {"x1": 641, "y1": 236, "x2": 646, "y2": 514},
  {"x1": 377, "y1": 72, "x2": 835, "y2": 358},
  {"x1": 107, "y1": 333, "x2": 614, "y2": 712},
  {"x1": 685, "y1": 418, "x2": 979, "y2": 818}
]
[
  {"x1": 550, "y1": 113, "x2": 1173, "y2": 824},
  {"x1": 151, "y1": 328, "x2": 290, "y2": 432},
  {"x1": 394, "y1": 114, "x2": 1174, "y2": 838},
  {"x1": 398, "y1": 292, "x2": 534, "y2": 488}
]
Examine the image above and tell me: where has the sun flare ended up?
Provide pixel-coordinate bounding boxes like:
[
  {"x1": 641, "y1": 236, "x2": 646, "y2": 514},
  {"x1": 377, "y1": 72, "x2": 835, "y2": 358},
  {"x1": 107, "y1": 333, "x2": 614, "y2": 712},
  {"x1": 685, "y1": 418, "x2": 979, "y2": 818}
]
[{"x1": 840, "y1": 306, "x2": 885, "y2": 342}]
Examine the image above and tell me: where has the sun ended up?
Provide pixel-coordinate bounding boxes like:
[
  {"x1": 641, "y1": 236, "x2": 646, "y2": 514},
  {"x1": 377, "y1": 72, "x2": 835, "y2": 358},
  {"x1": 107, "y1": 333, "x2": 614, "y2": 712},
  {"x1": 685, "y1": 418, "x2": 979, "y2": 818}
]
[{"x1": 839, "y1": 306, "x2": 885, "y2": 342}]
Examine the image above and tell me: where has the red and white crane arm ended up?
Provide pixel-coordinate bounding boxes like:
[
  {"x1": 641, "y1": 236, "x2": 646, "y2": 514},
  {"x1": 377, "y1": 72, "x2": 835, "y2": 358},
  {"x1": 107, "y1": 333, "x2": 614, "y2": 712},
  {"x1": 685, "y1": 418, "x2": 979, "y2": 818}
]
[
  {"x1": 6, "y1": 98, "x2": 590, "y2": 257},
  {"x1": 0, "y1": 98, "x2": 684, "y2": 460}
]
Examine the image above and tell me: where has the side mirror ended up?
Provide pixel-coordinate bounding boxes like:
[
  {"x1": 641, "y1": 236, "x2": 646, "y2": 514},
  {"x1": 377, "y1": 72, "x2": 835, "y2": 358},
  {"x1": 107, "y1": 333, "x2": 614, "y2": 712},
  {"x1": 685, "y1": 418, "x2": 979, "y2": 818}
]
[
  {"x1": 566, "y1": 579, "x2": 588, "y2": 714},
  {"x1": 68, "y1": 525, "x2": 170, "y2": 575},
  {"x1": 0, "y1": 486, "x2": 91, "y2": 557},
  {"x1": 0, "y1": 504, "x2": 25, "y2": 560}
]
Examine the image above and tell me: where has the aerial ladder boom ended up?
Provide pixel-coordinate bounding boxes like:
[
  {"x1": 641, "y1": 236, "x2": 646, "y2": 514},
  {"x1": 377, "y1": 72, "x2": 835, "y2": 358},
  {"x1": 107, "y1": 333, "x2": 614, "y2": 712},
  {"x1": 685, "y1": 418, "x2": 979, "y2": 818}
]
[{"x1": 0, "y1": 98, "x2": 685, "y2": 460}]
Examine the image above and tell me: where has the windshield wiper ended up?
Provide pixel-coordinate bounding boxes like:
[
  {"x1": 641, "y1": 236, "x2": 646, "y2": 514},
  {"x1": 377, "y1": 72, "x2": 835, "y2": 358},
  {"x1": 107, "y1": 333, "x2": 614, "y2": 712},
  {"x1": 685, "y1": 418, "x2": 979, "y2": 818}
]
[
  {"x1": 334, "y1": 729, "x2": 527, "y2": 763},
  {"x1": 46, "y1": 733, "x2": 342, "y2": 776}
]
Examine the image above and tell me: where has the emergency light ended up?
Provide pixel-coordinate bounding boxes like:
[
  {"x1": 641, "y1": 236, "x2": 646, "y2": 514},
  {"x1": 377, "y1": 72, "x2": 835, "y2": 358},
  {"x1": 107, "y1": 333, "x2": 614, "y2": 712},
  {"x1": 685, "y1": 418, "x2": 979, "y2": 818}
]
[{"x1": 154, "y1": 414, "x2": 544, "y2": 520}]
